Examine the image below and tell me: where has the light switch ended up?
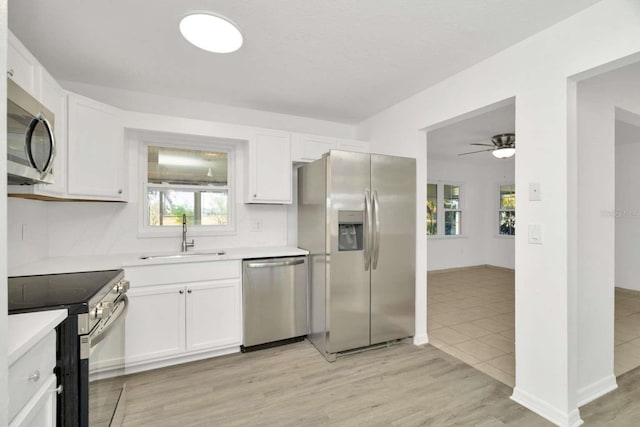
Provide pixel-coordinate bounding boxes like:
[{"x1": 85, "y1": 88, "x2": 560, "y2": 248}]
[
  {"x1": 529, "y1": 183, "x2": 541, "y2": 201},
  {"x1": 528, "y1": 224, "x2": 542, "y2": 244}
]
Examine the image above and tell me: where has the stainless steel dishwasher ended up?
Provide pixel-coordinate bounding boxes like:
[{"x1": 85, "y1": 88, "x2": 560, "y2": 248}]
[{"x1": 241, "y1": 256, "x2": 308, "y2": 350}]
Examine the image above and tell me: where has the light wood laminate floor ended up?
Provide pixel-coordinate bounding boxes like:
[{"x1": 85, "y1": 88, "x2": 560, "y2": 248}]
[
  {"x1": 122, "y1": 341, "x2": 552, "y2": 426},
  {"x1": 428, "y1": 266, "x2": 640, "y2": 387}
]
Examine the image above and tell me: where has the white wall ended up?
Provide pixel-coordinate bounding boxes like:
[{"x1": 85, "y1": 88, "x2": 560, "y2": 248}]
[
  {"x1": 6, "y1": 94, "x2": 357, "y2": 272},
  {"x1": 427, "y1": 157, "x2": 514, "y2": 271},
  {"x1": 356, "y1": 0, "x2": 640, "y2": 425},
  {"x1": 0, "y1": 0, "x2": 8, "y2": 422},
  {"x1": 576, "y1": 63, "x2": 640, "y2": 406},
  {"x1": 60, "y1": 80, "x2": 357, "y2": 139},
  {"x1": 615, "y1": 120, "x2": 640, "y2": 291}
]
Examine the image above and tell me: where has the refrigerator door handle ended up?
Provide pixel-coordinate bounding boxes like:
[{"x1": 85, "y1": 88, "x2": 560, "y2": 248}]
[
  {"x1": 364, "y1": 190, "x2": 372, "y2": 271},
  {"x1": 372, "y1": 190, "x2": 380, "y2": 269}
]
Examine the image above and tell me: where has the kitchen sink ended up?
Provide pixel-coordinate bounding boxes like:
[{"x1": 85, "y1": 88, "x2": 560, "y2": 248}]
[{"x1": 139, "y1": 251, "x2": 227, "y2": 260}]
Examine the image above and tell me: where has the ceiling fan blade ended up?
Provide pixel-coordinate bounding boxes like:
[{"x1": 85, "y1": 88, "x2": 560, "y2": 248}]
[
  {"x1": 469, "y1": 143, "x2": 495, "y2": 147},
  {"x1": 458, "y1": 148, "x2": 494, "y2": 156}
]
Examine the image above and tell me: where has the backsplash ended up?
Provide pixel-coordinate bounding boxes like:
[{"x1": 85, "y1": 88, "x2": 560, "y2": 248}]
[{"x1": 8, "y1": 195, "x2": 291, "y2": 272}]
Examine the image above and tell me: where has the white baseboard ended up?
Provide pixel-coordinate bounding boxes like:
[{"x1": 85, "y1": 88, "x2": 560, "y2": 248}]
[
  {"x1": 413, "y1": 333, "x2": 429, "y2": 346},
  {"x1": 511, "y1": 387, "x2": 583, "y2": 427},
  {"x1": 124, "y1": 346, "x2": 240, "y2": 375},
  {"x1": 577, "y1": 375, "x2": 617, "y2": 407}
]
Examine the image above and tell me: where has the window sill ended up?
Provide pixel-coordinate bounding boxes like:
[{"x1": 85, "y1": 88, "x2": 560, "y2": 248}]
[
  {"x1": 494, "y1": 234, "x2": 515, "y2": 239},
  {"x1": 427, "y1": 235, "x2": 467, "y2": 240}
]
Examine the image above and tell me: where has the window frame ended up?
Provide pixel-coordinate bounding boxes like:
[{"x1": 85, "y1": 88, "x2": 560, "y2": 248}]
[
  {"x1": 426, "y1": 181, "x2": 464, "y2": 239},
  {"x1": 497, "y1": 183, "x2": 516, "y2": 237},
  {"x1": 138, "y1": 135, "x2": 236, "y2": 238}
]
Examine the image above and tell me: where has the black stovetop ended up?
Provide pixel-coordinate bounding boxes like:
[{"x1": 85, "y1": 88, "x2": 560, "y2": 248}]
[{"x1": 8, "y1": 269, "x2": 123, "y2": 314}]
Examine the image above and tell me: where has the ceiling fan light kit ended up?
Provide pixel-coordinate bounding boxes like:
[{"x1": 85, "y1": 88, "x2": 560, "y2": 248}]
[
  {"x1": 459, "y1": 133, "x2": 516, "y2": 158},
  {"x1": 492, "y1": 147, "x2": 516, "y2": 158}
]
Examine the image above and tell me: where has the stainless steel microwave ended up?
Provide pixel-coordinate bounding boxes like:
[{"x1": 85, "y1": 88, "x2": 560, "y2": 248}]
[{"x1": 7, "y1": 78, "x2": 56, "y2": 185}]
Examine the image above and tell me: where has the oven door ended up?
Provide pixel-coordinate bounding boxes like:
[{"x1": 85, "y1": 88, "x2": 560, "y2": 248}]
[{"x1": 87, "y1": 295, "x2": 128, "y2": 427}]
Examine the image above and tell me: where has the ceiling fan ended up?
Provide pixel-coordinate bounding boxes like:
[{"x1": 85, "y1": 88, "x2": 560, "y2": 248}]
[{"x1": 459, "y1": 133, "x2": 515, "y2": 158}]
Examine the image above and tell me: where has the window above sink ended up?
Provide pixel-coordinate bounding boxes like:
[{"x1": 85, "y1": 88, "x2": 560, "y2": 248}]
[{"x1": 137, "y1": 133, "x2": 238, "y2": 237}]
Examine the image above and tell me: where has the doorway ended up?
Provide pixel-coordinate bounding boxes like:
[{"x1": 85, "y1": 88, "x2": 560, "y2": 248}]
[
  {"x1": 426, "y1": 100, "x2": 516, "y2": 387},
  {"x1": 575, "y1": 59, "x2": 640, "y2": 403}
]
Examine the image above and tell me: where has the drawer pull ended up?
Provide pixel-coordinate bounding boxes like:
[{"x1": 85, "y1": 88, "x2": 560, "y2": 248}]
[
  {"x1": 56, "y1": 385, "x2": 63, "y2": 395},
  {"x1": 28, "y1": 370, "x2": 40, "y2": 382}
]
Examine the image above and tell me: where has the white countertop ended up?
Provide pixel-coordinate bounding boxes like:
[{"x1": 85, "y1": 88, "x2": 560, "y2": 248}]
[
  {"x1": 9, "y1": 246, "x2": 309, "y2": 276},
  {"x1": 8, "y1": 309, "x2": 68, "y2": 365}
]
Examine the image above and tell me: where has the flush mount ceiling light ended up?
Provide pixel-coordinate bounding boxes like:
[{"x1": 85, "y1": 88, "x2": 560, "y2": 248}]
[
  {"x1": 179, "y1": 12, "x2": 243, "y2": 53},
  {"x1": 492, "y1": 147, "x2": 516, "y2": 159}
]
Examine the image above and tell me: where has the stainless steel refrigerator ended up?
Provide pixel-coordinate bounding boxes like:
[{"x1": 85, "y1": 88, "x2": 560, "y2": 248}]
[{"x1": 298, "y1": 150, "x2": 416, "y2": 361}]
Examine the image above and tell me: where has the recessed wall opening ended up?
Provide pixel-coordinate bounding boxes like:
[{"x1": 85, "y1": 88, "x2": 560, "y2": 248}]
[
  {"x1": 574, "y1": 56, "x2": 640, "y2": 407},
  {"x1": 426, "y1": 99, "x2": 516, "y2": 387},
  {"x1": 614, "y1": 108, "x2": 640, "y2": 376}
]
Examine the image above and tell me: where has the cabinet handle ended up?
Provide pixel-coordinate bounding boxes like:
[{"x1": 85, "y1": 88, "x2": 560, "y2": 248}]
[
  {"x1": 187, "y1": 289, "x2": 192, "y2": 294},
  {"x1": 55, "y1": 385, "x2": 63, "y2": 395},
  {"x1": 28, "y1": 370, "x2": 40, "y2": 382},
  {"x1": 253, "y1": 193, "x2": 257, "y2": 198},
  {"x1": 7, "y1": 69, "x2": 14, "y2": 77},
  {"x1": 117, "y1": 189, "x2": 123, "y2": 194},
  {"x1": 179, "y1": 290, "x2": 184, "y2": 294}
]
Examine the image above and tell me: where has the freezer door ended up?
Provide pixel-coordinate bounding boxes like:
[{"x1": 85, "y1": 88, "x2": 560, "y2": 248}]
[
  {"x1": 370, "y1": 154, "x2": 416, "y2": 344},
  {"x1": 298, "y1": 158, "x2": 328, "y2": 355},
  {"x1": 327, "y1": 150, "x2": 371, "y2": 353}
]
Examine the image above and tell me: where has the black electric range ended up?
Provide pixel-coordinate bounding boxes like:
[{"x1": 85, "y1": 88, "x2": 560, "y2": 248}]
[{"x1": 8, "y1": 269, "x2": 129, "y2": 427}]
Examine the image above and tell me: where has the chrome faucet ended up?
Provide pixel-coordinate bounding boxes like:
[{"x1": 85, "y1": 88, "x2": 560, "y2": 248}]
[{"x1": 181, "y1": 214, "x2": 195, "y2": 252}]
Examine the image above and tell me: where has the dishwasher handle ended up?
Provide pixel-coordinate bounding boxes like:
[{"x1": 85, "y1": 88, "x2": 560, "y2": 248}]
[{"x1": 245, "y1": 259, "x2": 305, "y2": 269}]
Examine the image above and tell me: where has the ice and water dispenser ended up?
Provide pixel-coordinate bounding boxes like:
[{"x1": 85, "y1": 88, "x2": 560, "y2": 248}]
[{"x1": 338, "y1": 210, "x2": 364, "y2": 251}]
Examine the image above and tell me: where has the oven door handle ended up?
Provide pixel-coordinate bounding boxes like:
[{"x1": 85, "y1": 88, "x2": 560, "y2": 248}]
[{"x1": 80, "y1": 296, "x2": 128, "y2": 359}]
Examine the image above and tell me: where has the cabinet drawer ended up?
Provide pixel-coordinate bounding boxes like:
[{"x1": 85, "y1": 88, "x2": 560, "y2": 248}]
[
  {"x1": 9, "y1": 331, "x2": 56, "y2": 421},
  {"x1": 125, "y1": 260, "x2": 241, "y2": 287}
]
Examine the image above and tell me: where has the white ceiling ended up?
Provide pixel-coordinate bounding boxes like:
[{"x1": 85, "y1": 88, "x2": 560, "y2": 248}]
[
  {"x1": 9, "y1": 0, "x2": 601, "y2": 123},
  {"x1": 427, "y1": 102, "x2": 516, "y2": 165}
]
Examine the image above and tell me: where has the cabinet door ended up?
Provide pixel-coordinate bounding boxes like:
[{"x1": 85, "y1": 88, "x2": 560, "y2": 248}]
[
  {"x1": 36, "y1": 70, "x2": 67, "y2": 196},
  {"x1": 67, "y1": 93, "x2": 126, "y2": 200},
  {"x1": 297, "y1": 135, "x2": 334, "y2": 162},
  {"x1": 7, "y1": 32, "x2": 39, "y2": 97},
  {"x1": 186, "y1": 280, "x2": 240, "y2": 352},
  {"x1": 9, "y1": 374, "x2": 56, "y2": 427},
  {"x1": 247, "y1": 132, "x2": 292, "y2": 203},
  {"x1": 337, "y1": 139, "x2": 370, "y2": 153},
  {"x1": 125, "y1": 284, "x2": 186, "y2": 365}
]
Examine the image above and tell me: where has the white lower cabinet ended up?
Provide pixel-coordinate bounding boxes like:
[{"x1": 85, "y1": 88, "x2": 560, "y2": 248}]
[
  {"x1": 125, "y1": 283, "x2": 186, "y2": 364},
  {"x1": 9, "y1": 331, "x2": 57, "y2": 427},
  {"x1": 124, "y1": 262, "x2": 241, "y2": 372},
  {"x1": 9, "y1": 375, "x2": 57, "y2": 427},
  {"x1": 186, "y1": 281, "x2": 241, "y2": 352}
]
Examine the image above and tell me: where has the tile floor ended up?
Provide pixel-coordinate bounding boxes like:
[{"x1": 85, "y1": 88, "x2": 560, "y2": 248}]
[
  {"x1": 427, "y1": 265, "x2": 640, "y2": 388},
  {"x1": 614, "y1": 287, "x2": 640, "y2": 375},
  {"x1": 427, "y1": 266, "x2": 516, "y2": 387}
]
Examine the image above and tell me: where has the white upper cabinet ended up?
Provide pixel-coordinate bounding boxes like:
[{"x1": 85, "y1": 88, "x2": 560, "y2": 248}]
[
  {"x1": 292, "y1": 134, "x2": 334, "y2": 162},
  {"x1": 337, "y1": 138, "x2": 370, "y2": 153},
  {"x1": 67, "y1": 93, "x2": 127, "y2": 201},
  {"x1": 245, "y1": 132, "x2": 292, "y2": 204},
  {"x1": 292, "y1": 134, "x2": 370, "y2": 163},
  {"x1": 7, "y1": 32, "x2": 40, "y2": 97}
]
